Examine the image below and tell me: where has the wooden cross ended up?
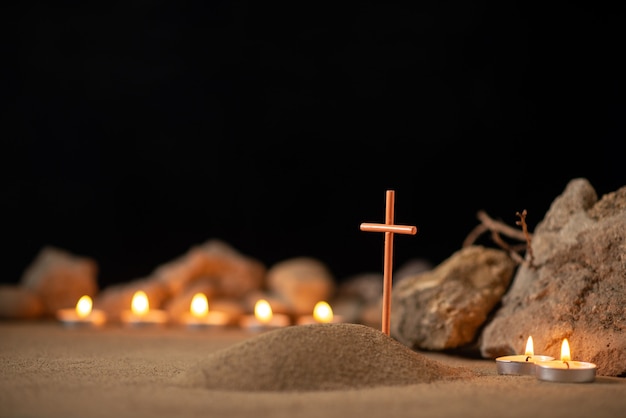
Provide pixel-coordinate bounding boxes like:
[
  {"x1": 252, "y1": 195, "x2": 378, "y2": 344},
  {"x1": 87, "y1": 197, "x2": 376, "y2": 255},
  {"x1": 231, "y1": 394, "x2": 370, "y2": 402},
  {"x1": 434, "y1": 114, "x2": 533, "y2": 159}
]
[{"x1": 360, "y1": 190, "x2": 418, "y2": 336}]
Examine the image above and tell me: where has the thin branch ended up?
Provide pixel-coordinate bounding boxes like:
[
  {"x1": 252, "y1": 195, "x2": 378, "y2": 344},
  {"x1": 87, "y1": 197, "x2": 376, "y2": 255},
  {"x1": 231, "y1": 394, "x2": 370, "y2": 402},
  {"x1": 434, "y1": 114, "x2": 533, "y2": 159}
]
[
  {"x1": 463, "y1": 209, "x2": 535, "y2": 267},
  {"x1": 462, "y1": 224, "x2": 489, "y2": 248},
  {"x1": 490, "y1": 230, "x2": 525, "y2": 264},
  {"x1": 515, "y1": 209, "x2": 534, "y2": 266},
  {"x1": 476, "y1": 210, "x2": 530, "y2": 241}
]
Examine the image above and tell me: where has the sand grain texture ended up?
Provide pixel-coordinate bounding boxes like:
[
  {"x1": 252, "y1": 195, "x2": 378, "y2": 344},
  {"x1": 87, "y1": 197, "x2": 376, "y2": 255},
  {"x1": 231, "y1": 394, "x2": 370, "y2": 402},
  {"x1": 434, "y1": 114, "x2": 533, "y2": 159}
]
[{"x1": 176, "y1": 323, "x2": 476, "y2": 391}]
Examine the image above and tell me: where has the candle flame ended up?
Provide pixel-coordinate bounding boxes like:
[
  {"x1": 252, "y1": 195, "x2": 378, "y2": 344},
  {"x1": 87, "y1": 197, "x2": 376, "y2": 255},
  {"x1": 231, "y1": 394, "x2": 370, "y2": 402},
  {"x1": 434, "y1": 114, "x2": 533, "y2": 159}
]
[
  {"x1": 75, "y1": 295, "x2": 93, "y2": 318},
  {"x1": 313, "y1": 301, "x2": 333, "y2": 323},
  {"x1": 190, "y1": 293, "x2": 209, "y2": 318},
  {"x1": 131, "y1": 291, "x2": 150, "y2": 316},
  {"x1": 561, "y1": 338, "x2": 571, "y2": 362},
  {"x1": 254, "y1": 299, "x2": 273, "y2": 323},
  {"x1": 524, "y1": 336, "x2": 534, "y2": 357}
]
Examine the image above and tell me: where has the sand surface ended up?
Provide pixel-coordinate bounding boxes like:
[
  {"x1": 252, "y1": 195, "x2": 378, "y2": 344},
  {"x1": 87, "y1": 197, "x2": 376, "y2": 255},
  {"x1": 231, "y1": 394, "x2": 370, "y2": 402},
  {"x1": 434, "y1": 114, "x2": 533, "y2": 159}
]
[{"x1": 1, "y1": 321, "x2": 625, "y2": 418}]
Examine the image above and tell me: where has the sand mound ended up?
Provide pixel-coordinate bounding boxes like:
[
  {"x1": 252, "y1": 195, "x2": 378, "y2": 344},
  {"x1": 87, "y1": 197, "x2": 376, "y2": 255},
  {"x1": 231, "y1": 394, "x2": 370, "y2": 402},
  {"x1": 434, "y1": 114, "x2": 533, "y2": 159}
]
[{"x1": 175, "y1": 323, "x2": 476, "y2": 392}]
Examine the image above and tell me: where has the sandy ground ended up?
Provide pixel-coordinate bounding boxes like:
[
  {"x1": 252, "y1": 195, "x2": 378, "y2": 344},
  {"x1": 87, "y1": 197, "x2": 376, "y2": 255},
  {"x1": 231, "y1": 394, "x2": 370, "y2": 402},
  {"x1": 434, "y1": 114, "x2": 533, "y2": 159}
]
[{"x1": 1, "y1": 320, "x2": 625, "y2": 418}]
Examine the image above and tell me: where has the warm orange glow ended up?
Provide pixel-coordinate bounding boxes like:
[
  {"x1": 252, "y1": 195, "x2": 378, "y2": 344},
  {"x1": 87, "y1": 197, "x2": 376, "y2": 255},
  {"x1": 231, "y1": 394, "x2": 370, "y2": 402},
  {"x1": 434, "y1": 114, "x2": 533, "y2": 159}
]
[
  {"x1": 254, "y1": 299, "x2": 273, "y2": 323},
  {"x1": 131, "y1": 291, "x2": 149, "y2": 316},
  {"x1": 313, "y1": 301, "x2": 333, "y2": 323},
  {"x1": 75, "y1": 295, "x2": 93, "y2": 318},
  {"x1": 524, "y1": 336, "x2": 534, "y2": 356},
  {"x1": 190, "y1": 293, "x2": 209, "y2": 318},
  {"x1": 561, "y1": 338, "x2": 572, "y2": 362}
]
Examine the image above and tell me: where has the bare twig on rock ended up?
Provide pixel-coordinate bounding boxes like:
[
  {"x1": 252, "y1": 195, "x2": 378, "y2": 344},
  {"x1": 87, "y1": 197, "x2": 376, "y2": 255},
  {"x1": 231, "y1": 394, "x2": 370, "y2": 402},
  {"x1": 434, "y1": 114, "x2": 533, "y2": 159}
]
[
  {"x1": 515, "y1": 209, "x2": 535, "y2": 266},
  {"x1": 476, "y1": 210, "x2": 528, "y2": 241},
  {"x1": 463, "y1": 210, "x2": 534, "y2": 266}
]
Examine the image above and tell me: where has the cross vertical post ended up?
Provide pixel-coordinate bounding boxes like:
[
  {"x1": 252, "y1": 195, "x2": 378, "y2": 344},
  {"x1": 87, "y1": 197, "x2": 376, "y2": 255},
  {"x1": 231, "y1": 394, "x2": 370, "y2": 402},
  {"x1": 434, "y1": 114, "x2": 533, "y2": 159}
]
[{"x1": 360, "y1": 190, "x2": 418, "y2": 336}]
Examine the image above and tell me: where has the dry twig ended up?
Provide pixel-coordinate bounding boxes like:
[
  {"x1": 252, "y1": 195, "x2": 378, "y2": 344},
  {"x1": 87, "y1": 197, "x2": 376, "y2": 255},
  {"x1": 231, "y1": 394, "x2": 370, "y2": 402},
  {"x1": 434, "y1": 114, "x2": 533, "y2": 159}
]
[
  {"x1": 515, "y1": 209, "x2": 534, "y2": 265},
  {"x1": 463, "y1": 209, "x2": 534, "y2": 267}
]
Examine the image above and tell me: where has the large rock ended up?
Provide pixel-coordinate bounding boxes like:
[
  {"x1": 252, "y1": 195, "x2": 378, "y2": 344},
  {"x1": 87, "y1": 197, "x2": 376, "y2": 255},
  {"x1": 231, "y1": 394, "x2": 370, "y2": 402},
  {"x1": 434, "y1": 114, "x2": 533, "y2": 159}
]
[
  {"x1": 391, "y1": 245, "x2": 516, "y2": 350},
  {"x1": 480, "y1": 178, "x2": 626, "y2": 377}
]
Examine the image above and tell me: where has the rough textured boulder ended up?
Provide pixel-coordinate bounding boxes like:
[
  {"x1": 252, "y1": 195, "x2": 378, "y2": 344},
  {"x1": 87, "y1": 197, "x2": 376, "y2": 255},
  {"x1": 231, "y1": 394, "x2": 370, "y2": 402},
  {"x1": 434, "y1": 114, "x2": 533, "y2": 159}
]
[
  {"x1": 391, "y1": 245, "x2": 516, "y2": 350},
  {"x1": 480, "y1": 178, "x2": 626, "y2": 377}
]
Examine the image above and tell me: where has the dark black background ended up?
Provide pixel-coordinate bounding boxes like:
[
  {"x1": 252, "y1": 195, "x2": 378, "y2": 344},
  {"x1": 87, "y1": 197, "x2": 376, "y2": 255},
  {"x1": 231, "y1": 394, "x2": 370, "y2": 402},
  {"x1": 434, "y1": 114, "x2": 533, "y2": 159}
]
[{"x1": 4, "y1": 1, "x2": 624, "y2": 288}]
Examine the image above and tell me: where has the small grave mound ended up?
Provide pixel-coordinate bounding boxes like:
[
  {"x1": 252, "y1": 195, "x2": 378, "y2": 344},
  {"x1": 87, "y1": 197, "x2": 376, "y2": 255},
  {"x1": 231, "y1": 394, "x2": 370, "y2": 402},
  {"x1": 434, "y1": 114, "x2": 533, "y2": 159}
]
[{"x1": 175, "y1": 323, "x2": 476, "y2": 392}]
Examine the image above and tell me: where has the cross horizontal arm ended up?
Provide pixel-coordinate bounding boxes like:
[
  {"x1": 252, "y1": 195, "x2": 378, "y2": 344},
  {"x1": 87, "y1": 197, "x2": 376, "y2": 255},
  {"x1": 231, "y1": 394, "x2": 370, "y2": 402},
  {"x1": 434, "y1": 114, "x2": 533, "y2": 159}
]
[{"x1": 360, "y1": 223, "x2": 418, "y2": 235}]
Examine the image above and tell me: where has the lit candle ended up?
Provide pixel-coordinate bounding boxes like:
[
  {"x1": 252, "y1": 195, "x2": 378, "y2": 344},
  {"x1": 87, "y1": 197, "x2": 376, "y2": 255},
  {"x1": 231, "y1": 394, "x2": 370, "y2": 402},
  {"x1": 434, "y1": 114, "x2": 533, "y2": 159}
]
[
  {"x1": 495, "y1": 336, "x2": 555, "y2": 375},
  {"x1": 239, "y1": 299, "x2": 290, "y2": 332},
  {"x1": 535, "y1": 338, "x2": 597, "y2": 383},
  {"x1": 180, "y1": 293, "x2": 230, "y2": 329},
  {"x1": 296, "y1": 301, "x2": 343, "y2": 325},
  {"x1": 121, "y1": 290, "x2": 169, "y2": 327},
  {"x1": 56, "y1": 295, "x2": 106, "y2": 327}
]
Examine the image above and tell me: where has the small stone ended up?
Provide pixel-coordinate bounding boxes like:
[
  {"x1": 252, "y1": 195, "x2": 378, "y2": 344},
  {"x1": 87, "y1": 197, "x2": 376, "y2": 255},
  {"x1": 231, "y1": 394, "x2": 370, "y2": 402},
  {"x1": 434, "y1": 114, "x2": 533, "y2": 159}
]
[
  {"x1": 20, "y1": 246, "x2": 98, "y2": 316},
  {"x1": 266, "y1": 257, "x2": 336, "y2": 315},
  {"x1": 0, "y1": 285, "x2": 44, "y2": 319}
]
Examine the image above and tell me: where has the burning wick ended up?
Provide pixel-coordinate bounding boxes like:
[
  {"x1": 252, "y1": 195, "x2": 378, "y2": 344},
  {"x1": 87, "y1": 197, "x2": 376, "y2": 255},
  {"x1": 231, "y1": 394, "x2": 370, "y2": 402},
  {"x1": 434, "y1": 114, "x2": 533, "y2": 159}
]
[
  {"x1": 240, "y1": 299, "x2": 290, "y2": 331},
  {"x1": 190, "y1": 293, "x2": 209, "y2": 318},
  {"x1": 121, "y1": 290, "x2": 168, "y2": 327},
  {"x1": 76, "y1": 295, "x2": 94, "y2": 318},
  {"x1": 254, "y1": 299, "x2": 273, "y2": 323},
  {"x1": 131, "y1": 291, "x2": 150, "y2": 316},
  {"x1": 297, "y1": 301, "x2": 343, "y2": 325},
  {"x1": 535, "y1": 338, "x2": 597, "y2": 383},
  {"x1": 495, "y1": 335, "x2": 554, "y2": 375},
  {"x1": 313, "y1": 301, "x2": 333, "y2": 323},
  {"x1": 180, "y1": 292, "x2": 230, "y2": 328},
  {"x1": 524, "y1": 336, "x2": 534, "y2": 361},
  {"x1": 56, "y1": 295, "x2": 106, "y2": 327}
]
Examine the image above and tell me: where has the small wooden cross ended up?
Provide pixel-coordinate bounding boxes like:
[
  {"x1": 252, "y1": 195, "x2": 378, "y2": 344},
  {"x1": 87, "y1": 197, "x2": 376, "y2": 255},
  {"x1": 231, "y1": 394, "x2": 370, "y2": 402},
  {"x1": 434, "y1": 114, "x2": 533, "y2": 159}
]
[{"x1": 360, "y1": 190, "x2": 418, "y2": 336}]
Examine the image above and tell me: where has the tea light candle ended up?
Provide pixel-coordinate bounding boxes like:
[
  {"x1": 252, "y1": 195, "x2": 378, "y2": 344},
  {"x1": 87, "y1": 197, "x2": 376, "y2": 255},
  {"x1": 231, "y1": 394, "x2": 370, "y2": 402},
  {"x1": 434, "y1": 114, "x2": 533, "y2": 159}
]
[
  {"x1": 239, "y1": 299, "x2": 290, "y2": 332},
  {"x1": 180, "y1": 293, "x2": 230, "y2": 329},
  {"x1": 121, "y1": 290, "x2": 169, "y2": 327},
  {"x1": 496, "y1": 336, "x2": 554, "y2": 375},
  {"x1": 535, "y1": 338, "x2": 597, "y2": 383},
  {"x1": 56, "y1": 295, "x2": 106, "y2": 327},
  {"x1": 296, "y1": 301, "x2": 343, "y2": 325}
]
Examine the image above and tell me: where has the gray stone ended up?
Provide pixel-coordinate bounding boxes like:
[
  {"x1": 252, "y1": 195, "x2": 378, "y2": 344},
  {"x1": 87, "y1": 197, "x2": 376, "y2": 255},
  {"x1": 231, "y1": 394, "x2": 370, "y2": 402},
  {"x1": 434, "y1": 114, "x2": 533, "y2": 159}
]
[
  {"x1": 391, "y1": 245, "x2": 516, "y2": 350},
  {"x1": 480, "y1": 178, "x2": 626, "y2": 377}
]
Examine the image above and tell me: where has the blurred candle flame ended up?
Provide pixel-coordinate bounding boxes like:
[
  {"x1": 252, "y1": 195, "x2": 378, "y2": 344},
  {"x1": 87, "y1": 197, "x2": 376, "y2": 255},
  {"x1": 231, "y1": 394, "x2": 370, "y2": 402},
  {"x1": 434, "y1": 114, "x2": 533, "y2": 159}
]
[
  {"x1": 561, "y1": 338, "x2": 571, "y2": 362},
  {"x1": 190, "y1": 293, "x2": 209, "y2": 318},
  {"x1": 254, "y1": 299, "x2": 273, "y2": 323},
  {"x1": 524, "y1": 336, "x2": 534, "y2": 357},
  {"x1": 313, "y1": 301, "x2": 333, "y2": 323},
  {"x1": 131, "y1": 291, "x2": 149, "y2": 316},
  {"x1": 75, "y1": 295, "x2": 93, "y2": 318}
]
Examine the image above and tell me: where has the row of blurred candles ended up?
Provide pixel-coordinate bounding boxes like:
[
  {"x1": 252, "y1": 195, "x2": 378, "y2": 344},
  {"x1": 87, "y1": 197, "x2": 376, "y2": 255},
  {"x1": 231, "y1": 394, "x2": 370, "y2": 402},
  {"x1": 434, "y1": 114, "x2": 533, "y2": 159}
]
[
  {"x1": 57, "y1": 291, "x2": 598, "y2": 383},
  {"x1": 56, "y1": 291, "x2": 341, "y2": 331}
]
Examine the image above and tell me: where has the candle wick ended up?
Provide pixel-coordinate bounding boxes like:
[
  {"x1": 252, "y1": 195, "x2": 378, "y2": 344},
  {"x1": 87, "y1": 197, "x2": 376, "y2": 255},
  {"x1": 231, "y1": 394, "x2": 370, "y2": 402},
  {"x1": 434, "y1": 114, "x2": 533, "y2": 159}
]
[
  {"x1": 564, "y1": 361, "x2": 570, "y2": 369},
  {"x1": 525, "y1": 356, "x2": 531, "y2": 362}
]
